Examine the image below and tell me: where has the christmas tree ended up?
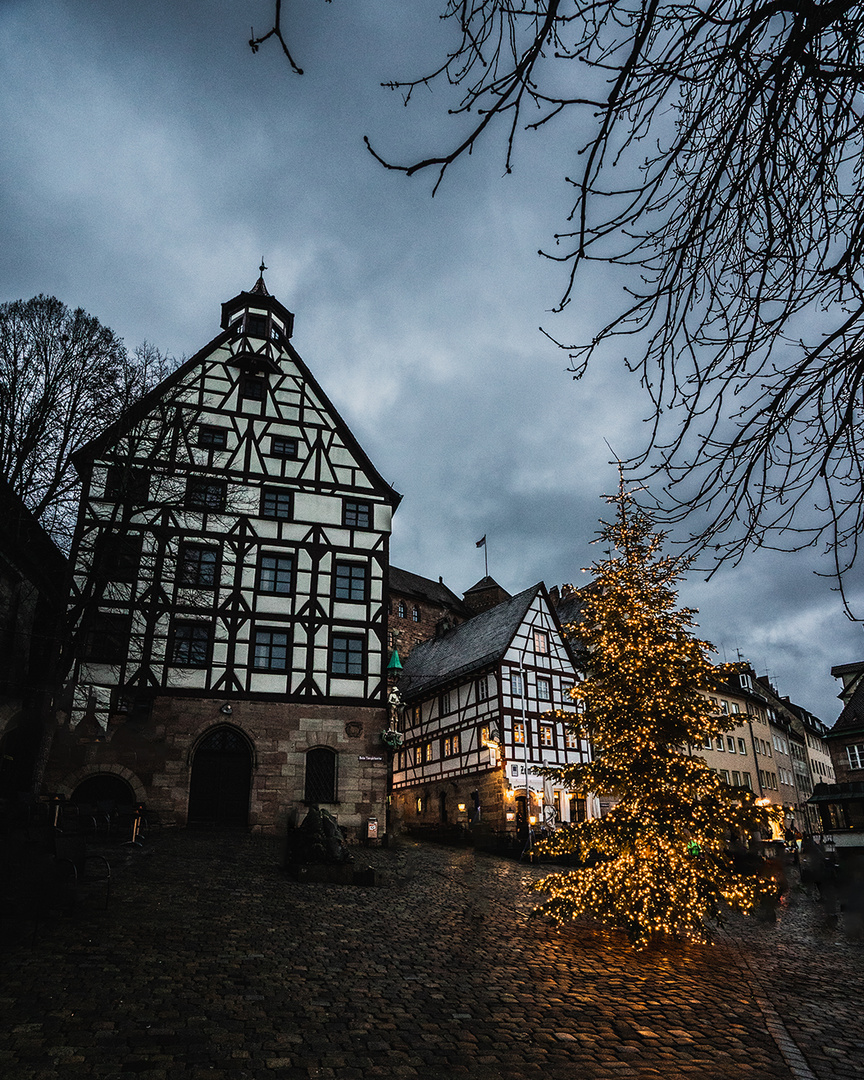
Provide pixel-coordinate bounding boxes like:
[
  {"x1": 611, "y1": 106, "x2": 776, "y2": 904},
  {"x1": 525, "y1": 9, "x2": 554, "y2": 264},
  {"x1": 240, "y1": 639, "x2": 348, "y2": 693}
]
[{"x1": 536, "y1": 481, "x2": 778, "y2": 946}]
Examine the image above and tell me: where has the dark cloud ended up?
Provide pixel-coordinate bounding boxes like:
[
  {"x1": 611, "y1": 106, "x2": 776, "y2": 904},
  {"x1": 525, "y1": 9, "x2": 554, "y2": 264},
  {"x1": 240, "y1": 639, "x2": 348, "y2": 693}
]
[{"x1": 1, "y1": 0, "x2": 860, "y2": 725}]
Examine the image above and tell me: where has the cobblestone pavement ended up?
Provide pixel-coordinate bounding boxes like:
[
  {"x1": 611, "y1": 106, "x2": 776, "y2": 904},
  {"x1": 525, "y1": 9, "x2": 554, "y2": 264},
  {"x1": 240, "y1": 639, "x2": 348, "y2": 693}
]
[{"x1": 1, "y1": 831, "x2": 862, "y2": 1080}]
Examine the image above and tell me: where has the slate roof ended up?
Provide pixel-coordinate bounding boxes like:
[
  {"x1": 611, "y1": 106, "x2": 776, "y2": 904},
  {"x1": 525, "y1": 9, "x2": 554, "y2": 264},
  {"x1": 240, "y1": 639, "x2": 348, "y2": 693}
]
[
  {"x1": 389, "y1": 566, "x2": 469, "y2": 616},
  {"x1": 555, "y1": 592, "x2": 585, "y2": 629},
  {"x1": 397, "y1": 584, "x2": 542, "y2": 701},
  {"x1": 463, "y1": 575, "x2": 508, "y2": 596},
  {"x1": 830, "y1": 673, "x2": 864, "y2": 736}
]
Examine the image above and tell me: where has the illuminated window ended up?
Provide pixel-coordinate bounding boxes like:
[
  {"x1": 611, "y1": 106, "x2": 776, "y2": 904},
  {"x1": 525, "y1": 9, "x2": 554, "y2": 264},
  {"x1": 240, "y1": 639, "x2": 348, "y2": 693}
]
[
  {"x1": 565, "y1": 731, "x2": 578, "y2": 750},
  {"x1": 533, "y1": 629, "x2": 549, "y2": 654},
  {"x1": 540, "y1": 725, "x2": 553, "y2": 746},
  {"x1": 514, "y1": 722, "x2": 525, "y2": 744}
]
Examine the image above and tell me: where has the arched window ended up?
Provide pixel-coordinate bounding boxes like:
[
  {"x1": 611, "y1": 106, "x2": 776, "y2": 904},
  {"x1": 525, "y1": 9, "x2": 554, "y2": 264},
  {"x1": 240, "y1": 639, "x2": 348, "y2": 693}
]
[
  {"x1": 305, "y1": 746, "x2": 337, "y2": 804},
  {"x1": 398, "y1": 600, "x2": 406, "y2": 618},
  {"x1": 412, "y1": 605, "x2": 420, "y2": 622}
]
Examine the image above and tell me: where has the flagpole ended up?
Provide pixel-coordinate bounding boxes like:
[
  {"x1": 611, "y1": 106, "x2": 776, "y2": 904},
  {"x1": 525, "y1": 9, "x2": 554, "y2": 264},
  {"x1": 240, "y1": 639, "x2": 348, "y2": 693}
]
[{"x1": 476, "y1": 534, "x2": 488, "y2": 577}]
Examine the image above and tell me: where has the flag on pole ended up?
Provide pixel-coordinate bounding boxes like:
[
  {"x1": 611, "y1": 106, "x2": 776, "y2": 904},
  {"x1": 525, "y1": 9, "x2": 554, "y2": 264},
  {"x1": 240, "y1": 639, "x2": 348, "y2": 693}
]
[{"x1": 476, "y1": 535, "x2": 486, "y2": 548}]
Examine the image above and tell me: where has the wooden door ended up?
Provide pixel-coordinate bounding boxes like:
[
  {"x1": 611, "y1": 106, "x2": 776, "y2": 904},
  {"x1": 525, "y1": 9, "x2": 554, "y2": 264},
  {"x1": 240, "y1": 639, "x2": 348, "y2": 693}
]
[{"x1": 188, "y1": 726, "x2": 252, "y2": 826}]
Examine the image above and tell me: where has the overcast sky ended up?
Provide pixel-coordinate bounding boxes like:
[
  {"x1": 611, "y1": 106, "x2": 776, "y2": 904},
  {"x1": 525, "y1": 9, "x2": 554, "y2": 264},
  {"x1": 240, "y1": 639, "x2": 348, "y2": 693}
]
[{"x1": 1, "y1": 0, "x2": 861, "y2": 723}]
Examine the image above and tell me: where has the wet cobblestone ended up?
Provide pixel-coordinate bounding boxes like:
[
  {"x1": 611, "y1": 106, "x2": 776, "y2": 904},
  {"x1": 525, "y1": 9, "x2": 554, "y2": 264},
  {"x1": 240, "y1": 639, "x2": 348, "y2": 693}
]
[{"x1": 1, "y1": 831, "x2": 862, "y2": 1079}]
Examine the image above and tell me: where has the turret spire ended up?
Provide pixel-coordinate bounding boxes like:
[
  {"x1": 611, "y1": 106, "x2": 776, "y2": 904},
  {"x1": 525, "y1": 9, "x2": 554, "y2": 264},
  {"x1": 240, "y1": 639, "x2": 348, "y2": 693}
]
[{"x1": 250, "y1": 259, "x2": 270, "y2": 296}]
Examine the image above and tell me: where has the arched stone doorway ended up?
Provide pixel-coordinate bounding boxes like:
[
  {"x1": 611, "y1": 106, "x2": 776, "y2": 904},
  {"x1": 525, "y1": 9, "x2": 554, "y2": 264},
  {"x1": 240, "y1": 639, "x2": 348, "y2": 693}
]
[
  {"x1": 188, "y1": 726, "x2": 253, "y2": 826},
  {"x1": 71, "y1": 774, "x2": 135, "y2": 807}
]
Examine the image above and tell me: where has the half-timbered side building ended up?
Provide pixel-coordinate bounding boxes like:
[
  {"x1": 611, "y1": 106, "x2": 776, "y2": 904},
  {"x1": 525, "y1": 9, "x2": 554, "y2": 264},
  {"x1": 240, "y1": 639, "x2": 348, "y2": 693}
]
[
  {"x1": 44, "y1": 274, "x2": 400, "y2": 836},
  {"x1": 391, "y1": 584, "x2": 595, "y2": 836}
]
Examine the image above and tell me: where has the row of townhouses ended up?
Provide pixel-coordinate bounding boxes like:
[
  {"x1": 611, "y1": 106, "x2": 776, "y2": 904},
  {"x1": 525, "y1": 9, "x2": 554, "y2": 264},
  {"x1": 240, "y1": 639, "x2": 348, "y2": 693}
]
[{"x1": 0, "y1": 278, "x2": 856, "y2": 848}]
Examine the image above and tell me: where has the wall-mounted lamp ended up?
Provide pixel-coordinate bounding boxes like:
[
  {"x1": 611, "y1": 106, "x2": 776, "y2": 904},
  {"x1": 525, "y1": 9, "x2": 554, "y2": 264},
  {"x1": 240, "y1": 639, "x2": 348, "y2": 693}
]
[
  {"x1": 506, "y1": 812, "x2": 515, "y2": 822},
  {"x1": 457, "y1": 803, "x2": 467, "y2": 813},
  {"x1": 220, "y1": 703, "x2": 233, "y2": 716}
]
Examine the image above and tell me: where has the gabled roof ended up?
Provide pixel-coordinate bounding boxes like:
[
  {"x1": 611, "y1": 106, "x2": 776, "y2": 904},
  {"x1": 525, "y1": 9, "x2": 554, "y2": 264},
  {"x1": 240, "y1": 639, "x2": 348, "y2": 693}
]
[
  {"x1": 830, "y1": 675, "x2": 864, "y2": 737},
  {"x1": 0, "y1": 475, "x2": 67, "y2": 596},
  {"x1": 389, "y1": 566, "x2": 469, "y2": 616},
  {"x1": 397, "y1": 584, "x2": 542, "y2": 700},
  {"x1": 69, "y1": 285, "x2": 402, "y2": 510}
]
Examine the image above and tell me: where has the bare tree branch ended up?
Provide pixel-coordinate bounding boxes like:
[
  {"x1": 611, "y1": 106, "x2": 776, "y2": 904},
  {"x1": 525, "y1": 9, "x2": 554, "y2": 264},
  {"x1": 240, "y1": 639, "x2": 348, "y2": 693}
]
[{"x1": 254, "y1": 1, "x2": 864, "y2": 600}]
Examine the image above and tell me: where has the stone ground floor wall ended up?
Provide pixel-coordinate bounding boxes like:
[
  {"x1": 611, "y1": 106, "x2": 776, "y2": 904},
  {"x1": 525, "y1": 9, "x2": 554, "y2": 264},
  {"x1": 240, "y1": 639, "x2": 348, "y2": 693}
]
[
  {"x1": 42, "y1": 696, "x2": 389, "y2": 841},
  {"x1": 392, "y1": 766, "x2": 511, "y2": 835},
  {"x1": 392, "y1": 767, "x2": 600, "y2": 838}
]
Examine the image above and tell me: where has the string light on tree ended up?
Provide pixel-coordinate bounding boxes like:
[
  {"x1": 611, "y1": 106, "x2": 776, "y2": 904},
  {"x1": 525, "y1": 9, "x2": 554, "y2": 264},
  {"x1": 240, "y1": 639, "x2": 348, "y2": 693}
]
[{"x1": 535, "y1": 476, "x2": 779, "y2": 947}]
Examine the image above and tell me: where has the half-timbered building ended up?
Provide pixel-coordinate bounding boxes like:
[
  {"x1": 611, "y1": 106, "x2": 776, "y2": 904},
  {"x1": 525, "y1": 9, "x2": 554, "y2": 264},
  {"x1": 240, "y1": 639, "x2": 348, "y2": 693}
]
[
  {"x1": 391, "y1": 583, "x2": 595, "y2": 837},
  {"x1": 44, "y1": 273, "x2": 400, "y2": 836}
]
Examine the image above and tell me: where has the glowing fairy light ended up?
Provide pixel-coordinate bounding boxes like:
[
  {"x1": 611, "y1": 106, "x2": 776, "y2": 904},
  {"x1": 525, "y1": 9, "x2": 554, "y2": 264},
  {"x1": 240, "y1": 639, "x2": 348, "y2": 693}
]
[{"x1": 533, "y1": 480, "x2": 780, "y2": 948}]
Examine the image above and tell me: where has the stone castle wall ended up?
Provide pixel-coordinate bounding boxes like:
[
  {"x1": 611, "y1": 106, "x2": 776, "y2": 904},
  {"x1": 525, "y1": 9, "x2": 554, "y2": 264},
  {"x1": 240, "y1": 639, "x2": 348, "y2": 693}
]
[{"x1": 44, "y1": 698, "x2": 389, "y2": 839}]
